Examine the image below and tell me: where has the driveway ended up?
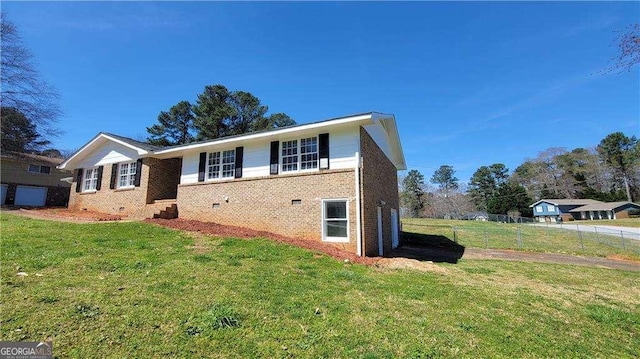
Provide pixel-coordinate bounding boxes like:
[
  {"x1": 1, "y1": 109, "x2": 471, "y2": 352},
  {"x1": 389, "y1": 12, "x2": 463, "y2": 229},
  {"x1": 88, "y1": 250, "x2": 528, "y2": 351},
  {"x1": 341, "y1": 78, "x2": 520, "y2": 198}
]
[{"x1": 530, "y1": 223, "x2": 640, "y2": 241}]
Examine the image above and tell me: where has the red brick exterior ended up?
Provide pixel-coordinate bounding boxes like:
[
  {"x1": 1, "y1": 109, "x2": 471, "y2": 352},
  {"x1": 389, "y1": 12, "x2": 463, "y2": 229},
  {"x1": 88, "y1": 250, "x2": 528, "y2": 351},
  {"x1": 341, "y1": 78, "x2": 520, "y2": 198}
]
[
  {"x1": 359, "y1": 127, "x2": 400, "y2": 256},
  {"x1": 177, "y1": 169, "x2": 358, "y2": 253},
  {"x1": 68, "y1": 158, "x2": 180, "y2": 219}
]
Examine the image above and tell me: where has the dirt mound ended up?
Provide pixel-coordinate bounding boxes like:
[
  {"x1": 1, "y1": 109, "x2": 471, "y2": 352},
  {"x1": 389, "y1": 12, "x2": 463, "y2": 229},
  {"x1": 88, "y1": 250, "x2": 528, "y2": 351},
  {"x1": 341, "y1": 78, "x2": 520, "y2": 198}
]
[
  {"x1": 145, "y1": 218, "x2": 380, "y2": 265},
  {"x1": 6, "y1": 207, "x2": 123, "y2": 221}
]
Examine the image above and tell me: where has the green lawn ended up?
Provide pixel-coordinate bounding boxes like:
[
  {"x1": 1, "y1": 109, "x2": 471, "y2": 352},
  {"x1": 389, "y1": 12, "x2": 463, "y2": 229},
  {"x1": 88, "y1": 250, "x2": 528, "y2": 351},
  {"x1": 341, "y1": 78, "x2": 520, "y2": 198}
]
[
  {"x1": 2, "y1": 214, "x2": 639, "y2": 358},
  {"x1": 402, "y1": 218, "x2": 640, "y2": 260}
]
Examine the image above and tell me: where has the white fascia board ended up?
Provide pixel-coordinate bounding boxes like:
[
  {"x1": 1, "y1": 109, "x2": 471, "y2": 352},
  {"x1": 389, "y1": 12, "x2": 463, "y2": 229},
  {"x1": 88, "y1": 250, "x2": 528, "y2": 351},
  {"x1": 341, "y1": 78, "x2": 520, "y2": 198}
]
[
  {"x1": 154, "y1": 113, "x2": 374, "y2": 156},
  {"x1": 57, "y1": 133, "x2": 149, "y2": 169},
  {"x1": 371, "y1": 113, "x2": 407, "y2": 171}
]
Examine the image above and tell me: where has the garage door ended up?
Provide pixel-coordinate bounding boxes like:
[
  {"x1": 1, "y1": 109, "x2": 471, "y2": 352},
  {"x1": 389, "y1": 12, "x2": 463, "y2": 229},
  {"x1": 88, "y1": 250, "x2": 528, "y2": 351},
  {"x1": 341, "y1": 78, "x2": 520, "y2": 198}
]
[
  {"x1": 1, "y1": 185, "x2": 7, "y2": 205},
  {"x1": 15, "y1": 186, "x2": 47, "y2": 206}
]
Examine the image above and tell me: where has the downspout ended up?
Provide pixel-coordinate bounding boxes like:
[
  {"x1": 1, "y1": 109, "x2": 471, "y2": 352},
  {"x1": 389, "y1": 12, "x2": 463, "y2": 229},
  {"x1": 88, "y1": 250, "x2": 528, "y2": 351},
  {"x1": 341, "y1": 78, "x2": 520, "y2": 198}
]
[{"x1": 355, "y1": 151, "x2": 363, "y2": 257}]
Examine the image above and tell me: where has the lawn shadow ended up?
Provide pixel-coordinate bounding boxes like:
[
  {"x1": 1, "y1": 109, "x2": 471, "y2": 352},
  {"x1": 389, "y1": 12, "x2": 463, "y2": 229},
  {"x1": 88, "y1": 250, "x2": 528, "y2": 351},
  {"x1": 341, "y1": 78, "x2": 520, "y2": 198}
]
[{"x1": 391, "y1": 232, "x2": 465, "y2": 264}]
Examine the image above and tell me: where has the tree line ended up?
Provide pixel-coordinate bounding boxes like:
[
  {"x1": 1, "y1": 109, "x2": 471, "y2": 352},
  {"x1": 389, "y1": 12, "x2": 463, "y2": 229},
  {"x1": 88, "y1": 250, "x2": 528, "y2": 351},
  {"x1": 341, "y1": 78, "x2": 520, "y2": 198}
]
[{"x1": 401, "y1": 132, "x2": 640, "y2": 218}]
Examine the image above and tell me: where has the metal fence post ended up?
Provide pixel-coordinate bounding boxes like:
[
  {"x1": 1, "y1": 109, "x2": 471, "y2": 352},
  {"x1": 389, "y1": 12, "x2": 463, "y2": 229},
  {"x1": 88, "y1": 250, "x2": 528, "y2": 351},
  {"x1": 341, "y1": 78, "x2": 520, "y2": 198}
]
[
  {"x1": 621, "y1": 231, "x2": 626, "y2": 250},
  {"x1": 453, "y1": 226, "x2": 458, "y2": 243},
  {"x1": 517, "y1": 226, "x2": 522, "y2": 249},
  {"x1": 594, "y1": 227, "x2": 600, "y2": 243},
  {"x1": 577, "y1": 225, "x2": 584, "y2": 251},
  {"x1": 484, "y1": 229, "x2": 489, "y2": 249}
]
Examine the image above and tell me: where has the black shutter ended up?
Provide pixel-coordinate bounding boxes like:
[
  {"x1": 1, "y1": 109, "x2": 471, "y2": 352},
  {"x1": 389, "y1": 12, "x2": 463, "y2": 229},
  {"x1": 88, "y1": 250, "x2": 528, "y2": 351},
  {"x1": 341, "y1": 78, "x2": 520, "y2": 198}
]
[
  {"x1": 75, "y1": 168, "x2": 83, "y2": 193},
  {"x1": 134, "y1": 158, "x2": 143, "y2": 187},
  {"x1": 270, "y1": 141, "x2": 279, "y2": 175},
  {"x1": 319, "y1": 133, "x2": 329, "y2": 169},
  {"x1": 234, "y1": 146, "x2": 244, "y2": 179},
  {"x1": 198, "y1": 152, "x2": 207, "y2": 182},
  {"x1": 110, "y1": 164, "x2": 118, "y2": 189},
  {"x1": 96, "y1": 166, "x2": 104, "y2": 190}
]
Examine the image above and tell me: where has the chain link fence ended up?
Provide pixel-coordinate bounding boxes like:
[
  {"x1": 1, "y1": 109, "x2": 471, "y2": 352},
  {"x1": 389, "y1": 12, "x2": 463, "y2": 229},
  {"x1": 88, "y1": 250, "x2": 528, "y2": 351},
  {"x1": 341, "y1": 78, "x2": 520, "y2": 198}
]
[{"x1": 402, "y1": 221, "x2": 640, "y2": 256}]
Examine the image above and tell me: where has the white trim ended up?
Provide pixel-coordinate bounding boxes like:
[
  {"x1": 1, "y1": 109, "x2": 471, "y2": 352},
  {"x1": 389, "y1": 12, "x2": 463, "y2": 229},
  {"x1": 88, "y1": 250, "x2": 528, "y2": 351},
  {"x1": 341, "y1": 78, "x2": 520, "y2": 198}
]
[
  {"x1": 82, "y1": 167, "x2": 99, "y2": 192},
  {"x1": 117, "y1": 161, "x2": 137, "y2": 188},
  {"x1": 321, "y1": 198, "x2": 350, "y2": 243},
  {"x1": 58, "y1": 133, "x2": 150, "y2": 169},
  {"x1": 354, "y1": 151, "x2": 362, "y2": 256},
  {"x1": 154, "y1": 114, "x2": 374, "y2": 156},
  {"x1": 280, "y1": 136, "x2": 319, "y2": 173}
]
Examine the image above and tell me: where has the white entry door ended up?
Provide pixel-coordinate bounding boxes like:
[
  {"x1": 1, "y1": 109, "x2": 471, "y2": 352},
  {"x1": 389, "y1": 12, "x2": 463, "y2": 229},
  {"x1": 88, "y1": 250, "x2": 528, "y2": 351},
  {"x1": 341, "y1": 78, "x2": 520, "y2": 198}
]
[
  {"x1": 377, "y1": 207, "x2": 383, "y2": 256},
  {"x1": 391, "y1": 209, "x2": 399, "y2": 249},
  {"x1": 15, "y1": 186, "x2": 47, "y2": 206}
]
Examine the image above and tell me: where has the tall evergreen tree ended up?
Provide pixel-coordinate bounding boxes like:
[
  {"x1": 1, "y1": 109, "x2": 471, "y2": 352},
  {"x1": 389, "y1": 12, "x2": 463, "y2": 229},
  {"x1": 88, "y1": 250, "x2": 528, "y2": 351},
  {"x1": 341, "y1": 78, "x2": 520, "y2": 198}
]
[
  {"x1": 597, "y1": 132, "x2": 639, "y2": 201},
  {"x1": 430, "y1": 165, "x2": 459, "y2": 194},
  {"x1": 401, "y1": 170, "x2": 425, "y2": 217},
  {"x1": 1, "y1": 107, "x2": 50, "y2": 152},
  {"x1": 468, "y1": 163, "x2": 509, "y2": 210},
  {"x1": 146, "y1": 101, "x2": 195, "y2": 146}
]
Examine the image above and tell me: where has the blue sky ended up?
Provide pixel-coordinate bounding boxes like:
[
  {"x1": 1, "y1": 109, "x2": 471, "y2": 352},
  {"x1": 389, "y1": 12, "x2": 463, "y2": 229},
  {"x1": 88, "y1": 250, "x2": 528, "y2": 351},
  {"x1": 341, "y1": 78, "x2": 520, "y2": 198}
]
[{"x1": 5, "y1": 1, "x2": 639, "y2": 183}]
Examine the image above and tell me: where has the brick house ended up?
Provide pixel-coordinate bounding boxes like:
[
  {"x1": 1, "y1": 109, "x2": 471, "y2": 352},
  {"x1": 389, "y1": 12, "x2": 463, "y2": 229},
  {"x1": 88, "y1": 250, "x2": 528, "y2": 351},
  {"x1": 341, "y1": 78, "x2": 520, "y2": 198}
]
[
  {"x1": 58, "y1": 112, "x2": 406, "y2": 257},
  {"x1": 1, "y1": 152, "x2": 72, "y2": 206}
]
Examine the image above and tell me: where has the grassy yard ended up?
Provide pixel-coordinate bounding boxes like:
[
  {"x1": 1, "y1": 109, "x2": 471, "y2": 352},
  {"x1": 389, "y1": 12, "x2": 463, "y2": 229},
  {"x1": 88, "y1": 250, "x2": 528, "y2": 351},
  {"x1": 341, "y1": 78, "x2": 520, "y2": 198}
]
[
  {"x1": 402, "y1": 218, "x2": 640, "y2": 260},
  {"x1": 1, "y1": 214, "x2": 639, "y2": 358}
]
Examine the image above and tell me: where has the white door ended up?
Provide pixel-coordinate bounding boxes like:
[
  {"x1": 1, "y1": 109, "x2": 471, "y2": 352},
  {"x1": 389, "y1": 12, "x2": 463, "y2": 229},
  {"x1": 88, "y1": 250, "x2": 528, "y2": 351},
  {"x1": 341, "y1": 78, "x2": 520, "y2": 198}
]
[
  {"x1": 15, "y1": 186, "x2": 47, "y2": 206},
  {"x1": 377, "y1": 207, "x2": 383, "y2": 256},
  {"x1": 1, "y1": 185, "x2": 7, "y2": 205},
  {"x1": 391, "y1": 209, "x2": 399, "y2": 249}
]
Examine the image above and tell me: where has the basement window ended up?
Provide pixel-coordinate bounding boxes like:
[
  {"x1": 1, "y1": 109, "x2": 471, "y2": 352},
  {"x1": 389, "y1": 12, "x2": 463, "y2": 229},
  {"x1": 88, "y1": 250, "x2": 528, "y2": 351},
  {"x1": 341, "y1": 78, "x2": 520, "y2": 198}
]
[
  {"x1": 292, "y1": 199, "x2": 302, "y2": 205},
  {"x1": 322, "y1": 199, "x2": 349, "y2": 243}
]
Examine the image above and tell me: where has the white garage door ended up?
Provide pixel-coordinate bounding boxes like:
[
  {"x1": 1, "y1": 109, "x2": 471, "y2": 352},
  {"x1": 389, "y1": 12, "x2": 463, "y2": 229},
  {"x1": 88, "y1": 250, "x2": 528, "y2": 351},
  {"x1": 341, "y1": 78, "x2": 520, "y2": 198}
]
[
  {"x1": 15, "y1": 186, "x2": 47, "y2": 206},
  {"x1": 1, "y1": 185, "x2": 7, "y2": 205}
]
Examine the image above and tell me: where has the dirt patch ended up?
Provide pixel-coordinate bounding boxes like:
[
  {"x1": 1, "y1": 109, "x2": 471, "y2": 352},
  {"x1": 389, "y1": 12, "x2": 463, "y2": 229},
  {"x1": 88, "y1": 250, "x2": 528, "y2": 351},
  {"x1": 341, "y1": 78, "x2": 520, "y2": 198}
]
[
  {"x1": 3, "y1": 206, "x2": 123, "y2": 222},
  {"x1": 145, "y1": 218, "x2": 380, "y2": 266},
  {"x1": 375, "y1": 257, "x2": 449, "y2": 273}
]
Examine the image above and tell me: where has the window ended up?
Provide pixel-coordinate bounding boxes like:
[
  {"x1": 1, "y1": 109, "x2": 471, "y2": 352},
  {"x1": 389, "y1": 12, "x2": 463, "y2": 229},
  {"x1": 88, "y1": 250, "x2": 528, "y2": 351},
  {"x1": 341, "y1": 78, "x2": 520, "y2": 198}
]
[
  {"x1": 536, "y1": 205, "x2": 543, "y2": 213},
  {"x1": 83, "y1": 168, "x2": 99, "y2": 192},
  {"x1": 207, "y1": 150, "x2": 235, "y2": 180},
  {"x1": 118, "y1": 162, "x2": 137, "y2": 188},
  {"x1": 323, "y1": 199, "x2": 349, "y2": 242},
  {"x1": 28, "y1": 164, "x2": 51, "y2": 174},
  {"x1": 547, "y1": 205, "x2": 555, "y2": 212},
  {"x1": 282, "y1": 137, "x2": 318, "y2": 172},
  {"x1": 281, "y1": 140, "x2": 298, "y2": 172}
]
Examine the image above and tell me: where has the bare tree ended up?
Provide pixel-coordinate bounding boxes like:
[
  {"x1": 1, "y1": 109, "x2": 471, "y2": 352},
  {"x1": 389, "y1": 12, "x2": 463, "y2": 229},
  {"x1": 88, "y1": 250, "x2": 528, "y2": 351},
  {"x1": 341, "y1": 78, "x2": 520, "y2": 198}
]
[{"x1": 1, "y1": 13, "x2": 61, "y2": 141}]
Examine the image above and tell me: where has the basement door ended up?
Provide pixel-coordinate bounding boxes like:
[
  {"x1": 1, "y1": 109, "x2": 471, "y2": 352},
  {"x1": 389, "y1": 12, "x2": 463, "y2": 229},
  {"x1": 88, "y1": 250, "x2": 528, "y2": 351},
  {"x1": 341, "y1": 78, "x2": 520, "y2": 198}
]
[{"x1": 391, "y1": 209, "x2": 399, "y2": 249}]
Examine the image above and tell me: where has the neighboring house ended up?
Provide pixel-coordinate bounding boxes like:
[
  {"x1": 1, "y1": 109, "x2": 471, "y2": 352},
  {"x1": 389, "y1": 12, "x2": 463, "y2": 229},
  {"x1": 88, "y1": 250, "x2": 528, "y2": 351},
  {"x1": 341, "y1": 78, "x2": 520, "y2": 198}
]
[
  {"x1": 530, "y1": 199, "x2": 640, "y2": 221},
  {"x1": 569, "y1": 201, "x2": 640, "y2": 220},
  {"x1": 58, "y1": 112, "x2": 406, "y2": 257},
  {"x1": 1, "y1": 152, "x2": 72, "y2": 206}
]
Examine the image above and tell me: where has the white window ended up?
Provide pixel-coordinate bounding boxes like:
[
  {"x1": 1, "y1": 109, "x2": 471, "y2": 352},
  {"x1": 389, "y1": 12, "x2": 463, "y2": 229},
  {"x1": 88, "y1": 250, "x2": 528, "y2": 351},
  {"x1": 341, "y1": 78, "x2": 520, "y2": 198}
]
[
  {"x1": 83, "y1": 168, "x2": 99, "y2": 192},
  {"x1": 536, "y1": 205, "x2": 543, "y2": 213},
  {"x1": 207, "y1": 150, "x2": 235, "y2": 180},
  {"x1": 547, "y1": 205, "x2": 555, "y2": 212},
  {"x1": 118, "y1": 162, "x2": 137, "y2": 188},
  {"x1": 282, "y1": 137, "x2": 318, "y2": 172},
  {"x1": 28, "y1": 164, "x2": 51, "y2": 174},
  {"x1": 322, "y1": 199, "x2": 349, "y2": 242}
]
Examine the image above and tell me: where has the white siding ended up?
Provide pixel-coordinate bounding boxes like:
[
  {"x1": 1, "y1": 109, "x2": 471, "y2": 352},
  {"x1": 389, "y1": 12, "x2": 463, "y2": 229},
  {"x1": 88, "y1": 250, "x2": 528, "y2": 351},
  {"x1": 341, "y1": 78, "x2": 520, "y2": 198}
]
[
  {"x1": 76, "y1": 141, "x2": 140, "y2": 168},
  {"x1": 179, "y1": 126, "x2": 360, "y2": 184}
]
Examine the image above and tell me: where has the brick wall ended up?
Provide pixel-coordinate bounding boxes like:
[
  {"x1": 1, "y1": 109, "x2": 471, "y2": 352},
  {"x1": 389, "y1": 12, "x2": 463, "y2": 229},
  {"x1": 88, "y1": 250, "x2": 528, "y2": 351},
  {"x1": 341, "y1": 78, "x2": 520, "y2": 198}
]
[
  {"x1": 359, "y1": 127, "x2": 400, "y2": 256},
  {"x1": 68, "y1": 158, "x2": 170, "y2": 219},
  {"x1": 177, "y1": 169, "x2": 358, "y2": 253}
]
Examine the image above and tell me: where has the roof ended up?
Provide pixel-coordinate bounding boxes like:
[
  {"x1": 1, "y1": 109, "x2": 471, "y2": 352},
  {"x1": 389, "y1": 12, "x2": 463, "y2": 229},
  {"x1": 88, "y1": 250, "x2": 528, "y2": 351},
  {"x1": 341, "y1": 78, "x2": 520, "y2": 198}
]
[
  {"x1": 59, "y1": 112, "x2": 406, "y2": 170},
  {"x1": 101, "y1": 132, "x2": 162, "y2": 152},
  {"x1": 1, "y1": 151, "x2": 65, "y2": 166},
  {"x1": 529, "y1": 198, "x2": 604, "y2": 207},
  {"x1": 569, "y1": 201, "x2": 640, "y2": 212}
]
